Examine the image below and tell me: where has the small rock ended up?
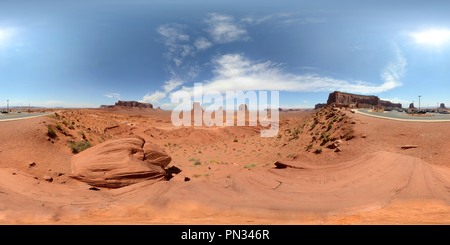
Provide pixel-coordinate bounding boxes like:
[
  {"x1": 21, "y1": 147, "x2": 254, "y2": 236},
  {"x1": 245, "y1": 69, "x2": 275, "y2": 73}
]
[
  {"x1": 361, "y1": 134, "x2": 367, "y2": 138},
  {"x1": 60, "y1": 181, "x2": 66, "y2": 184},
  {"x1": 51, "y1": 140, "x2": 54, "y2": 144},
  {"x1": 89, "y1": 187, "x2": 100, "y2": 191},
  {"x1": 43, "y1": 175, "x2": 53, "y2": 182},
  {"x1": 47, "y1": 168, "x2": 51, "y2": 171},
  {"x1": 47, "y1": 137, "x2": 51, "y2": 141},
  {"x1": 55, "y1": 172, "x2": 64, "y2": 177},
  {"x1": 28, "y1": 162, "x2": 37, "y2": 168},
  {"x1": 335, "y1": 147, "x2": 341, "y2": 153},
  {"x1": 400, "y1": 145, "x2": 418, "y2": 149},
  {"x1": 335, "y1": 139, "x2": 343, "y2": 144},
  {"x1": 184, "y1": 177, "x2": 191, "y2": 182}
]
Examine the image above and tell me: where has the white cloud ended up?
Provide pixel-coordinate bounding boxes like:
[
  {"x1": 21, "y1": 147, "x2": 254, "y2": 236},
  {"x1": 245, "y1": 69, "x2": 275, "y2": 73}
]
[
  {"x1": 157, "y1": 24, "x2": 192, "y2": 67},
  {"x1": 379, "y1": 48, "x2": 407, "y2": 92},
  {"x1": 176, "y1": 53, "x2": 406, "y2": 95},
  {"x1": 104, "y1": 92, "x2": 121, "y2": 100},
  {"x1": 142, "y1": 91, "x2": 166, "y2": 104},
  {"x1": 163, "y1": 79, "x2": 183, "y2": 93},
  {"x1": 194, "y1": 37, "x2": 213, "y2": 50},
  {"x1": 141, "y1": 79, "x2": 184, "y2": 104},
  {"x1": 157, "y1": 24, "x2": 189, "y2": 45},
  {"x1": 205, "y1": 13, "x2": 249, "y2": 43},
  {"x1": 240, "y1": 13, "x2": 325, "y2": 25}
]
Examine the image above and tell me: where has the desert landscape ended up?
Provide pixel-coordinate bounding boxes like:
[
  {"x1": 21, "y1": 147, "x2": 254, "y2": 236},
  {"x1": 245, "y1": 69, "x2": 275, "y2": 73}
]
[
  {"x1": 1, "y1": 95, "x2": 450, "y2": 224},
  {"x1": 1, "y1": 0, "x2": 450, "y2": 226}
]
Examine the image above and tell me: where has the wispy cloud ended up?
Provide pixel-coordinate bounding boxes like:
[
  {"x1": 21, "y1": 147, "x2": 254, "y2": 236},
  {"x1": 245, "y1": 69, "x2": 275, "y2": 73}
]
[
  {"x1": 157, "y1": 24, "x2": 191, "y2": 67},
  {"x1": 379, "y1": 48, "x2": 407, "y2": 92},
  {"x1": 194, "y1": 37, "x2": 213, "y2": 50},
  {"x1": 148, "y1": 13, "x2": 253, "y2": 105},
  {"x1": 205, "y1": 13, "x2": 249, "y2": 43},
  {"x1": 176, "y1": 52, "x2": 406, "y2": 95},
  {"x1": 142, "y1": 79, "x2": 183, "y2": 104},
  {"x1": 104, "y1": 92, "x2": 121, "y2": 100},
  {"x1": 142, "y1": 91, "x2": 166, "y2": 104},
  {"x1": 240, "y1": 12, "x2": 325, "y2": 25}
]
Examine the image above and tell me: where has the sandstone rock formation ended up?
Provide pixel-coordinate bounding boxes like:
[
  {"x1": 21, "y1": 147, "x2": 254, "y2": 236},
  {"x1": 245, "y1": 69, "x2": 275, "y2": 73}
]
[
  {"x1": 326, "y1": 91, "x2": 402, "y2": 109},
  {"x1": 70, "y1": 136, "x2": 170, "y2": 188},
  {"x1": 239, "y1": 104, "x2": 248, "y2": 111},
  {"x1": 115, "y1": 100, "x2": 153, "y2": 109},
  {"x1": 315, "y1": 103, "x2": 327, "y2": 109}
]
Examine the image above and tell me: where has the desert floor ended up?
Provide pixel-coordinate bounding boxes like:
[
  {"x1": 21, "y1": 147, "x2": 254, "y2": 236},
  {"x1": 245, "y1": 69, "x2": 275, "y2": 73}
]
[{"x1": 0, "y1": 107, "x2": 449, "y2": 224}]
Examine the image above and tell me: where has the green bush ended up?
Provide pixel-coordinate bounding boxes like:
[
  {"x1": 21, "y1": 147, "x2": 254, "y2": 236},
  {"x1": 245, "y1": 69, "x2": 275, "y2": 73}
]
[
  {"x1": 47, "y1": 126, "x2": 57, "y2": 138},
  {"x1": 69, "y1": 140, "x2": 91, "y2": 154}
]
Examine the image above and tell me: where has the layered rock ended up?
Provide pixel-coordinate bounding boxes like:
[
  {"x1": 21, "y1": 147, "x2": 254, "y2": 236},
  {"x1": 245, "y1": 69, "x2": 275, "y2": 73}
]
[
  {"x1": 115, "y1": 101, "x2": 153, "y2": 109},
  {"x1": 327, "y1": 91, "x2": 401, "y2": 109},
  {"x1": 70, "y1": 136, "x2": 171, "y2": 188}
]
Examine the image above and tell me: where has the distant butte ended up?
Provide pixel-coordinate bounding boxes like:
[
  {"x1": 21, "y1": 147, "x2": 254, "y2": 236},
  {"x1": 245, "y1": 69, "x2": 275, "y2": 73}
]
[
  {"x1": 100, "y1": 100, "x2": 153, "y2": 109},
  {"x1": 315, "y1": 91, "x2": 402, "y2": 109}
]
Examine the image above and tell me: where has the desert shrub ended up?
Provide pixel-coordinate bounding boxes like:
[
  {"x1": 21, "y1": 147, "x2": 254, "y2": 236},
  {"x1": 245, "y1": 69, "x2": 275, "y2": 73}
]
[
  {"x1": 326, "y1": 123, "x2": 333, "y2": 132},
  {"x1": 189, "y1": 158, "x2": 201, "y2": 165},
  {"x1": 69, "y1": 140, "x2": 91, "y2": 154},
  {"x1": 47, "y1": 126, "x2": 57, "y2": 138},
  {"x1": 244, "y1": 163, "x2": 256, "y2": 169},
  {"x1": 314, "y1": 148, "x2": 322, "y2": 154},
  {"x1": 79, "y1": 130, "x2": 87, "y2": 140},
  {"x1": 305, "y1": 143, "x2": 313, "y2": 151},
  {"x1": 320, "y1": 133, "x2": 330, "y2": 146},
  {"x1": 55, "y1": 124, "x2": 63, "y2": 131}
]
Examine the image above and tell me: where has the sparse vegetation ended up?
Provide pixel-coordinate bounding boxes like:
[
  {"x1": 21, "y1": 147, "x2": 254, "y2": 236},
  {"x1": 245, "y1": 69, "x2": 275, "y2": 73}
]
[
  {"x1": 244, "y1": 163, "x2": 257, "y2": 169},
  {"x1": 55, "y1": 124, "x2": 63, "y2": 131},
  {"x1": 47, "y1": 126, "x2": 57, "y2": 138},
  {"x1": 320, "y1": 133, "x2": 330, "y2": 146},
  {"x1": 79, "y1": 130, "x2": 87, "y2": 140},
  {"x1": 314, "y1": 148, "x2": 322, "y2": 154},
  {"x1": 189, "y1": 158, "x2": 201, "y2": 166},
  {"x1": 69, "y1": 140, "x2": 91, "y2": 154}
]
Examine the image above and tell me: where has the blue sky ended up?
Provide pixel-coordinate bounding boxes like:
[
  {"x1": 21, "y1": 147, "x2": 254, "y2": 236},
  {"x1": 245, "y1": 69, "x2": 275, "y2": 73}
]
[{"x1": 1, "y1": 0, "x2": 450, "y2": 108}]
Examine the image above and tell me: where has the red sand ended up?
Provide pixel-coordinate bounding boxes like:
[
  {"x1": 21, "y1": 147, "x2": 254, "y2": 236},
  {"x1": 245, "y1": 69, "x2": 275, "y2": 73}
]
[{"x1": 0, "y1": 107, "x2": 449, "y2": 224}]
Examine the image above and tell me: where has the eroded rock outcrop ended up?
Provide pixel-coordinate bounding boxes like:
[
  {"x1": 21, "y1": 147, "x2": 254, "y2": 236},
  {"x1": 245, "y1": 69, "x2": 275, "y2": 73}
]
[
  {"x1": 327, "y1": 91, "x2": 401, "y2": 109},
  {"x1": 70, "y1": 136, "x2": 170, "y2": 188},
  {"x1": 115, "y1": 101, "x2": 153, "y2": 109}
]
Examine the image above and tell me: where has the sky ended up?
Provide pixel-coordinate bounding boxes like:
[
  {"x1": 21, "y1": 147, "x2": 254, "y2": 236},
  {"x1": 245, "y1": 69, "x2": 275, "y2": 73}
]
[{"x1": 1, "y1": 0, "x2": 450, "y2": 108}]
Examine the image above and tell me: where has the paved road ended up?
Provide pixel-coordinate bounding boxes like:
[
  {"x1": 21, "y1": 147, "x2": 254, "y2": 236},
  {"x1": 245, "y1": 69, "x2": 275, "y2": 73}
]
[
  {"x1": 0, "y1": 113, "x2": 51, "y2": 122},
  {"x1": 356, "y1": 109, "x2": 450, "y2": 122}
]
